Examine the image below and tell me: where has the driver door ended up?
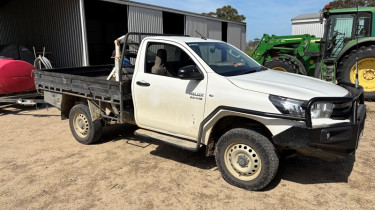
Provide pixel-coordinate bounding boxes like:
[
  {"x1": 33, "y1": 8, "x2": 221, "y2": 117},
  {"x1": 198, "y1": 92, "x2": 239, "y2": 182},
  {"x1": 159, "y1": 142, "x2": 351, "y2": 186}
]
[{"x1": 133, "y1": 41, "x2": 208, "y2": 140}]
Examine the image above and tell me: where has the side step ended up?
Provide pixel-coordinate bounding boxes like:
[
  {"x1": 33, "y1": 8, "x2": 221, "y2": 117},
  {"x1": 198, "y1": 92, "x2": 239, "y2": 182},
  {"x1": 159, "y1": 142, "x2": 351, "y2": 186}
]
[{"x1": 134, "y1": 129, "x2": 201, "y2": 151}]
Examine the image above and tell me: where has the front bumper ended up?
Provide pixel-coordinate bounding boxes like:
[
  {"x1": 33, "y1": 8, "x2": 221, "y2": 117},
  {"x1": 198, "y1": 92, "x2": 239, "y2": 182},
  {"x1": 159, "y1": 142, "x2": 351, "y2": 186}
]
[{"x1": 273, "y1": 104, "x2": 366, "y2": 160}]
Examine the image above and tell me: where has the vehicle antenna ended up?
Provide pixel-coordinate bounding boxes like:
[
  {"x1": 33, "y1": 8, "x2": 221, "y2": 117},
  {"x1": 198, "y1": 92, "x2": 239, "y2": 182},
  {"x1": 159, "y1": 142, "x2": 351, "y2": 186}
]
[
  {"x1": 355, "y1": 0, "x2": 359, "y2": 88},
  {"x1": 195, "y1": 30, "x2": 207, "y2": 40}
]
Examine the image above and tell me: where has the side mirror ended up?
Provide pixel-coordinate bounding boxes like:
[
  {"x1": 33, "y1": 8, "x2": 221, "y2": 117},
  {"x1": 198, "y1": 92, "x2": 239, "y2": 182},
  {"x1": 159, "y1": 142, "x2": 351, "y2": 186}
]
[
  {"x1": 177, "y1": 65, "x2": 204, "y2": 80},
  {"x1": 319, "y1": 12, "x2": 324, "y2": 24},
  {"x1": 323, "y1": 10, "x2": 330, "y2": 21}
]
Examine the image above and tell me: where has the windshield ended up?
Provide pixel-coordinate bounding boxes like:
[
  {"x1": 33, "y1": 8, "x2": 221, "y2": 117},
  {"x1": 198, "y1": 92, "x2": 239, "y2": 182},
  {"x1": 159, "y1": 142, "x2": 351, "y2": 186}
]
[{"x1": 187, "y1": 42, "x2": 263, "y2": 76}]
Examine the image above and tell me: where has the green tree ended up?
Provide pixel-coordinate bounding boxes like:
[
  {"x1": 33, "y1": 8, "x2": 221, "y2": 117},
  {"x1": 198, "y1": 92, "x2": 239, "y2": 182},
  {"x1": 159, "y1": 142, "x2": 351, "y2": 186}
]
[
  {"x1": 202, "y1": 5, "x2": 246, "y2": 22},
  {"x1": 326, "y1": 0, "x2": 375, "y2": 9},
  {"x1": 245, "y1": 38, "x2": 260, "y2": 55}
]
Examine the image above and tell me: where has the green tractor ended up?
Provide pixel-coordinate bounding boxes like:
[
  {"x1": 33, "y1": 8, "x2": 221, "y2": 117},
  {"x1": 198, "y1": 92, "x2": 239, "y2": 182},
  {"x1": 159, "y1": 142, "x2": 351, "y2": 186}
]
[{"x1": 251, "y1": 6, "x2": 375, "y2": 100}]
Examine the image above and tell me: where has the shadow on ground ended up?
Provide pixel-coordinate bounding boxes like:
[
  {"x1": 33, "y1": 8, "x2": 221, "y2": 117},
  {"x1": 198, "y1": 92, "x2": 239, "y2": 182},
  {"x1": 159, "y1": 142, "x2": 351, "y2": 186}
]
[
  {"x1": 262, "y1": 154, "x2": 355, "y2": 190},
  {"x1": 95, "y1": 124, "x2": 355, "y2": 189},
  {"x1": 98, "y1": 124, "x2": 216, "y2": 170},
  {"x1": 98, "y1": 123, "x2": 139, "y2": 144},
  {"x1": 281, "y1": 155, "x2": 354, "y2": 183},
  {"x1": 0, "y1": 103, "x2": 58, "y2": 117}
]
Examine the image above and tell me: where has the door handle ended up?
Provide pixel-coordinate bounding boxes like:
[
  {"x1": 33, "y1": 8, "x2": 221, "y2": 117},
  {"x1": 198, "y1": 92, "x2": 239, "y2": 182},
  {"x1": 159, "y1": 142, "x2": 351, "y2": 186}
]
[{"x1": 136, "y1": 81, "x2": 150, "y2": 87}]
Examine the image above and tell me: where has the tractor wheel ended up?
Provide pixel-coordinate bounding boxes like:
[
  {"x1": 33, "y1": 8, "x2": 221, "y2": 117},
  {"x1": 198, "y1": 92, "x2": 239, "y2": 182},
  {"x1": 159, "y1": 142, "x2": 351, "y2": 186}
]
[
  {"x1": 264, "y1": 59, "x2": 298, "y2": 73},
  {"x1": 337, "y1": 45, "x2": 375, "y2": 100}
]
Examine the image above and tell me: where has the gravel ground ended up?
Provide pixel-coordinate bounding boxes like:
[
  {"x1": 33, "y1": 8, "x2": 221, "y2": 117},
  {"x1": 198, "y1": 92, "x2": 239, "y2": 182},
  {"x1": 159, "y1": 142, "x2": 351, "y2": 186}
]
[{"x1": 0, "y1": 102, "x2": 374, "y2": 209}]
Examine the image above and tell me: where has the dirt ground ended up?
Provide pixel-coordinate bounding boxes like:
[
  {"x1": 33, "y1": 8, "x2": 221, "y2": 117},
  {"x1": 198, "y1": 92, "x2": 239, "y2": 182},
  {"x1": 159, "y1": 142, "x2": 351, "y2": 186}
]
[{"x1": 0, "y1": 102, "x2": 374, "y2": 209}]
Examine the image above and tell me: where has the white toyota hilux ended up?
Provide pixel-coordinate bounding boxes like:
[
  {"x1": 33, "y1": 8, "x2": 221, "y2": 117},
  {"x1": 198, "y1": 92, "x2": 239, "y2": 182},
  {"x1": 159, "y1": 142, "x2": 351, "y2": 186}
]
[{"x1": 34, "y1": 33, "x2": 366, "y2": 190}]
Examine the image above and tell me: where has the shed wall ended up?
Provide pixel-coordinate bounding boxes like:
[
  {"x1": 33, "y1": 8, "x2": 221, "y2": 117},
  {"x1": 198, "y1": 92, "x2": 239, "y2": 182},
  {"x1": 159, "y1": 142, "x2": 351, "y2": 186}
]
[
  {"x1": 185, "y1": 16, "x2": 222, "y2": 41},
  {"x1": 0, "y1": 0, "x2": 85, "y2": 67},
  {"x1": 1, "y1": 0, "x2": 247, "y2": 67},
  {"x1": 127, "y1": 6, "x2": 163, "y2": 63},
  {"x1": 292, "y1": 20, "x2": 325, "y2": 38},
  {"x1": 227, "y1": 23, "x2": 246, "y2": 50},
  {"x1": 128, "y1": 6, "x2": 163, "y2": 34},
  {"x1": 185, "y1": 16, "x2": 208, "y2": 38},
  {"x1": 207, "y1": 20, "x2": 222, "y2": 41},
  {"x1": 0, "y1": 1, "x2": 29, "y2": 46},
  {"x1": 240, "y1": 26, "x2": 246, "y2": 51}
]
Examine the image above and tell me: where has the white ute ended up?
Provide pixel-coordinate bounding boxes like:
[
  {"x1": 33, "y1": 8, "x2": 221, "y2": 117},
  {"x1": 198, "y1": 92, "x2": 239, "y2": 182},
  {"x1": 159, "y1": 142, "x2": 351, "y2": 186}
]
[{"x1": 35, "y1": 33, "x2": 366, "y2": 190}]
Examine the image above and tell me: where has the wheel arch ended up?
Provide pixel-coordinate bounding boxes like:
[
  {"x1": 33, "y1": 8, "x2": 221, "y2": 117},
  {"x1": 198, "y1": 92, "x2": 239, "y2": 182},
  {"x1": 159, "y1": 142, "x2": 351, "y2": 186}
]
[
  {"x1": 279, "y1": 54, "x2": 307, "y2": 75},
  {"x1": 336, "y1": 39, "x2": 375, "y2": 66},
  {"x1": 61, "y1": 95, "x2": 87, "y2": 120},
  {"x1": 203, "y1": 114, "x2": 273, "y2": 156},
  {"x1": 264, "y1": 57, "x2": 299, "y2": 73}
]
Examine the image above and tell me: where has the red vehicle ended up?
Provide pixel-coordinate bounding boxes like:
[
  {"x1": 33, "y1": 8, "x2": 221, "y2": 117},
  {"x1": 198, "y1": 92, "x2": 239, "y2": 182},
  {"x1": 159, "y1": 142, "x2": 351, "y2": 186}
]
[
  {"x1": 0, "y1": 59, "x2": 36, "y2": 94},
  {"x1": 0, "y1": 45, "x2": 43, "y2": 105}
]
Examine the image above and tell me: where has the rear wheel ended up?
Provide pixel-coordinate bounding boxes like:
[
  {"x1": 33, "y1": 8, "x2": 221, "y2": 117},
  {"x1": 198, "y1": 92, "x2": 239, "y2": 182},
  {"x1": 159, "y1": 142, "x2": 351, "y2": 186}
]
[
  {"x1": 337, "y1": 45, "x2": 375, "y2": 100},
  {"x1": 215, "y1": 128, "x2": 279, "y2": 191},
  {"x1": 69, "y1": 104, "x2": 102, "y2": 144},
  {"x1": 264, "y1": 59, "x2": 298, "y2": 73}
]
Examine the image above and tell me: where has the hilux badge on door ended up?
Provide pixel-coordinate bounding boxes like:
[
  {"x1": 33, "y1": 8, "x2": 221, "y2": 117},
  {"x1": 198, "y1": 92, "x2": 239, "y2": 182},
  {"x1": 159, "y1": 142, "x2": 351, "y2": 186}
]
[{"x1": 189, "y1": 92, "x2": 204, "y2": 100}]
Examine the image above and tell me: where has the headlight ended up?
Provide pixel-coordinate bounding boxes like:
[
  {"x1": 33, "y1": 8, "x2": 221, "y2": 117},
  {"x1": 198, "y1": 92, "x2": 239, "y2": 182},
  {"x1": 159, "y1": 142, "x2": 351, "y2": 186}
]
[
  {"x1": 269, "y1": 95, "x2": 306, "y2": 118},
  {"x1": 310, "y1": 102, "x2": 333, "y2": 119}
]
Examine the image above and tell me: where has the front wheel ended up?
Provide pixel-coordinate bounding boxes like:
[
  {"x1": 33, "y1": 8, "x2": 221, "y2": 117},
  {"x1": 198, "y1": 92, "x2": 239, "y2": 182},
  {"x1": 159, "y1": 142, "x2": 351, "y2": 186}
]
[
  {"x1": 337, "y1": 45, "x2": 375, "y2": 100},
  {"x1": 215, "y1": 128, "x2": 279, "y2": 191},
  {"x1": 69, "y1": 104, "x2": 102, "y2": 144}
]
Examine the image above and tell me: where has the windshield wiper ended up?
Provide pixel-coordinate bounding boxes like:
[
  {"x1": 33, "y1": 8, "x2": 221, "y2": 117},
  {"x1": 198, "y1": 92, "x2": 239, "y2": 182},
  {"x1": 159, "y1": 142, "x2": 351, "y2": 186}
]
[
  {"x1": 260, "y1": 66, "x2": 268, "y2": 70},
  {"x1": 240, "y1": 66, "x2": 266, "y2": 75},
  {"x1": 240, "y1": 69, "x2": 257, "y2": 75}
]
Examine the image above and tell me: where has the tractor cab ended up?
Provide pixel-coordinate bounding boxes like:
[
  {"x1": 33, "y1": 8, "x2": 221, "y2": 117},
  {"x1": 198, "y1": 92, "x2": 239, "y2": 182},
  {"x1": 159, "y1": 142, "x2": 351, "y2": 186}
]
[
  {"x1": 322, "y1": 6, "x2": 373, "y2": 59},
  {"x1": 250, "y1": 6, "x2": 375, "y2": 100}
]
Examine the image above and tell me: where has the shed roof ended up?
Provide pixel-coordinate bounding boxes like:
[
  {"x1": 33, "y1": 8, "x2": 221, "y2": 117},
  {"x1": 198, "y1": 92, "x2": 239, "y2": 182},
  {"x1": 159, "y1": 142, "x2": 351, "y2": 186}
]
[
  {"x1": 103, "y1": 0, "x2": 246, "y2": 26},
  {"x1": 291, "y1": 12, "x2": 321, "y2": 21},
  {"x1": 147, "y1": 36, "x2": 224, "y2": 44}
]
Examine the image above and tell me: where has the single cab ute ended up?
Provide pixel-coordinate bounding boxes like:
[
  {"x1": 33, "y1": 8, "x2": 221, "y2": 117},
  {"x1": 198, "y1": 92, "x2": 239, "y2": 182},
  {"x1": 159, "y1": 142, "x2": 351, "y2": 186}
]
[{"x1": 34, "y1": 32, "x2": 366, "y2": 190}]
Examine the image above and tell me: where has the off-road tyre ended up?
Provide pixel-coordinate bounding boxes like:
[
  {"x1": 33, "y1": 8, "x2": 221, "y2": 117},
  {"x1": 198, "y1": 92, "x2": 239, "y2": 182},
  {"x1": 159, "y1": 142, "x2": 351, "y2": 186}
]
[
  {"x1": 69, "y1": 104, "x2": 102, "y2": 145},
  {"x1": 264, "y1": 58, "x2": 298, "y2": 73},
  {"x1": 337, "y1": 45, "x2": 375, "y2": 100},
  {"x1": 215, "y1": 128, "x2": 279, "y2": 191}
]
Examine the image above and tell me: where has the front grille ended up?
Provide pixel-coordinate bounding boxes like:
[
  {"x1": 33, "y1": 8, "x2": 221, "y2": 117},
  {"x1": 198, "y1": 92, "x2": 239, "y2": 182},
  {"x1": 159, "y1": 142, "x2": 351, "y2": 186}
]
[{"x1": 331, "y1": 102, "x2": 352, "y2": 120}]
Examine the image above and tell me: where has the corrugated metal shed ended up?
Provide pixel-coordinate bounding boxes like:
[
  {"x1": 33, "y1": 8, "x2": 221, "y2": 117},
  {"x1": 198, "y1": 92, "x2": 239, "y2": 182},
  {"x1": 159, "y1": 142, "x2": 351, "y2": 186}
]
[
  {"x1": 0, "y1": 0, "x2": 85, "y2": 67},
  {"x1": 291, "y1": 12, "x2": 325, "y2": 38},
  {"x1": 128, "y1": 6, "x2": 163, "y2": 33},
  {"x1": 292, "y1": 13, "x2": 321, "y2": 21},
  {"x1": 106, "y1": 0, "x2": 246, "y2": 26},
  {"x1": 0, "y1": 0, "x2": 247, "y2": 67},
  {"x1": 207, "y1": 20, "x2": 222, "y2": 41},
  {"x1": 186, "y1": 16, "x2": 209, "y2": 38},
  {"x1": 185, "y1": 15, "x2": 222, "y2": 40},
  {"x1": 227, "y1": 23, "x2": 246, "y2": 51},
  {"x1": 0, "y1": 1, "x2": 28, "y2": 46},
  {"x1": 127, "y1": 6, "x2": 163, "y2": 64},
  {"x1": 119, "y1": 0, "x2": 245, "y2": 49}
]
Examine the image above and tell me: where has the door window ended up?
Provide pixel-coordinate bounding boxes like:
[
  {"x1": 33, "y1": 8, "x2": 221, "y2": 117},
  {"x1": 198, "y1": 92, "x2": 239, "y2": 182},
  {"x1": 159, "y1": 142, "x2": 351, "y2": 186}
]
[
  {"x1": 144, "y1": 43, "x2": 196, "y2": 77},
  {"x1": 357, "y1": 13, "x2": 371, "y2": 37},
  {"x1": 327, "y1": 13, "x2": 354, "y2": 57}
]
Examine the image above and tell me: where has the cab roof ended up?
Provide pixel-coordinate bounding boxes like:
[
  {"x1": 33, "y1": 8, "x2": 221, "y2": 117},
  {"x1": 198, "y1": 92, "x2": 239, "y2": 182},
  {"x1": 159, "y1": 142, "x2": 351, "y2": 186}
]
[
  {"x1": 329, "y1": 7, "x2": 375, "y2": 14},
  {"x1": 144, "y1": 36, "x2": 224, "y2": 44}
]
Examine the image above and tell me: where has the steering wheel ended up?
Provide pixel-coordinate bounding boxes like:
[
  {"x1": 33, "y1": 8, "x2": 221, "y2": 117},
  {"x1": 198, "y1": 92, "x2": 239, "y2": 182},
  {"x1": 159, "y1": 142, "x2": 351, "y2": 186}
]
[{"x1": 327, "y1": 31, "x2": 338, "y2": 51}]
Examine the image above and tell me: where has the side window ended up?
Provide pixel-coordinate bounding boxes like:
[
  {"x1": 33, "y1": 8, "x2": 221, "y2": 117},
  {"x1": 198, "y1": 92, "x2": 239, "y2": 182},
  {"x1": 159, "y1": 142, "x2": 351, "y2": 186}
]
[
  {"x1": 358, "y1": 13, "x2": 371, "y2": 37},
  {"x1": 145, "y1": 42, "x2": 196, "y2": 77}
]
